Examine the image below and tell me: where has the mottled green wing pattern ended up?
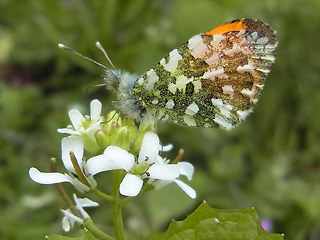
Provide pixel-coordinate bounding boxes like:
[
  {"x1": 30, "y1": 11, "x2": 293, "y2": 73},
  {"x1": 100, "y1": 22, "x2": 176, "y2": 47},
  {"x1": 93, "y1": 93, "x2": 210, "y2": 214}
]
[{"x1": 132, "y1": 19, "x2": 277, "y2": 129}]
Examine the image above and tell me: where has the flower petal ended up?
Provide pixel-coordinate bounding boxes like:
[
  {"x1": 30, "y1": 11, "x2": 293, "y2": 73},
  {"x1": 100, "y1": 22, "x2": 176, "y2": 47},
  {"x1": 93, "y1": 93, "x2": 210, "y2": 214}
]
[
  {"x1": 68, "y1": 109, "x2": 84, "y2": 130},
  {"x1": 103, "y1": 146, "x2": 135, "y2": 172},
  {"x1": 29, "y1": 167, "x2": 71, "y2": 184},
  {"x1": 57, "y1": 128, "x2": 80, "y2": 135},
  {"x1": 174, "y1": 179, "x2": 196, "y2": 199},
  {"x1": 90, "y1": 99, "x2": 102, "y2": 121},
  {"x1": 147, "y1": 164, "x2": 180, "y2": 180},
  {"x1": 86, "y1": 175, "x2": 97, "y2": 189},
  {"x1": 61, "y1": 136, "x2": 84, "y2": 172},
  {"x1": 61, "y1": 209, "x2": 74, "y2": 232},
  {"x1": 77, "y1": 198, "x2": 99, "y2": 208},
  {"x1": 153, "y1": 155, "x2": 166, "y2": 164},
  {"x1": 151, "y1": 179, "x2": 171, "y2": 189},
  {"x1": 177, "y1": 162, "x2": 194, "y2": 180},
  {"x1": 85, "y1": 121, "x2": 101, "y2": 138},
  {"x1": 86, "y1": 154, "x2": 122, "y2": 175},
  {"x1": 68, "y1": 176, "x2": 91, "y2": 192},
  {"x1": 73, "y1": 194, "x2": 96, "y2": 219},
  {"x1": 120, "y1": 173, "x2": 143, "y2": 197},
  {"x1": 138, "y1": 132, "x2": 160, "y2": 164},
  {"x1": 161, "y1": 144, "x2": 173, "y2": 152},
  {"x1": 29, "y1": 168, "x2": 90, "y2": 192},
  {"x1": 61, "y1": 209, "x2": 83, "y2": 231}
]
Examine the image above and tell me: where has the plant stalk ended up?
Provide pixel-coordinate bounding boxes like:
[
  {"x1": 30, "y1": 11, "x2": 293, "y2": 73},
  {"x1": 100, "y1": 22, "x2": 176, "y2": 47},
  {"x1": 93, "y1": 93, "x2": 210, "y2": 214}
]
[
  {"x1": 112, "y1": 170, "x2": 126, "y2": 240},
  {"x1": 83, "y1": 219, "x2": 115, "y2": 240}
]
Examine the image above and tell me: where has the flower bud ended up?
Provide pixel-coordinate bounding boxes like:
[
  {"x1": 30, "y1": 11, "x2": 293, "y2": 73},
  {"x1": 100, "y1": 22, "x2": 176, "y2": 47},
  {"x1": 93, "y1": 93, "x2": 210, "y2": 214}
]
[
  {"x1": 113, "y1": 126, "x2": 131, "y2": 151},
  {"x1": 95, "y1": 129, "x2": 110, "y2": 150},
  {"x1": 80, "y1": 133, "x2": 100, "y2": 154},
  {"x1": 131, "y1": 124, "x2": 156, "y2": 156}
]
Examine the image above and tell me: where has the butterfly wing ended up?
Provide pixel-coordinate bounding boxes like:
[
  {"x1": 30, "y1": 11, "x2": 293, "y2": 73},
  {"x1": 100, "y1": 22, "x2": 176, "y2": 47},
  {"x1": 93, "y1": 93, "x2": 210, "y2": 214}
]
[{"x1": 132, "y1": 19, "x2": 277, "y2": 129}]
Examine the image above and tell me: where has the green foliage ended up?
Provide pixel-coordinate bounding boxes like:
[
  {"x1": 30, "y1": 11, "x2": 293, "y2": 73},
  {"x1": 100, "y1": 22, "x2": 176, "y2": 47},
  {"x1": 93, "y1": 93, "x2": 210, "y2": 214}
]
[
  {"x1": 145, "y1": 202, "x2": 283, "y2": 240},
  {"x1": 48, "y1": 232, "x2": 97, "y2": 240},
  {"x1": 1, "y1": 0, "x2": 320, "y2": 239}
]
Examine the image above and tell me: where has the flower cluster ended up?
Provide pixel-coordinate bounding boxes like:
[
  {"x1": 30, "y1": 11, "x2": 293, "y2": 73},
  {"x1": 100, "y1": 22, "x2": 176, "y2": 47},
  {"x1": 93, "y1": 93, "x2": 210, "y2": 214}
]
[{"x1": 29, "y1": 99, "x2": 196, "y2": 198}]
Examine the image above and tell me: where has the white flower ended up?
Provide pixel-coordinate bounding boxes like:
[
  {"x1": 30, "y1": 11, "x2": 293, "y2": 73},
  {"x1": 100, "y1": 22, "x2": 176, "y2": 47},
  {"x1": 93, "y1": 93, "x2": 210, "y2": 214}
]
[
  {"x1": 29, "y1": 136, "x2": 106, "y2": 192},
  {"x1": 61, "y1": 194, "x2": 98, "y2": 232},
  {"x1": 57, "y1": 99, "x2": 102, "y2": 137},
  {"x1": 86, "y1": 132, "x2": 196, "y2": 198}
]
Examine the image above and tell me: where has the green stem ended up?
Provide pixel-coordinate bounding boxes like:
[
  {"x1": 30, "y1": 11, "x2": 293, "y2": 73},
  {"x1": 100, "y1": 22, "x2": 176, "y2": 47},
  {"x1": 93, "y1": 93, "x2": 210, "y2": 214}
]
[
  {"x1": 83, "y1": 219, "x2": 115, "y2": 240},
  {"x1": 112, "y1": 170, "x2": 126, "y2": 240},
  {"x1": 90, "y1": 189, "x2": 114, "y2": 203}
]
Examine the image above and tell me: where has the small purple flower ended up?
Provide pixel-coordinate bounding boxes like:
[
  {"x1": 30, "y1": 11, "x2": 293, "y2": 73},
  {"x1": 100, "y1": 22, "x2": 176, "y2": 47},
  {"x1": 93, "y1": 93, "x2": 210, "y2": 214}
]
[{"x1": 261, "y1": 218, "x2": 273, "y2": 232}]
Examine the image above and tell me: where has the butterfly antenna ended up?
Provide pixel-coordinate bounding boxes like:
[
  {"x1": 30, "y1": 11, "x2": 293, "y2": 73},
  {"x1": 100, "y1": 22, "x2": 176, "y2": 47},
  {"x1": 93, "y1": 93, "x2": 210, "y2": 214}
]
[
  {"x1": 58, "y1": 43, "x2": 108, "y2": 70},
  {"x1": 95, "y1": 41, "x2": 116, "y2": 70}
]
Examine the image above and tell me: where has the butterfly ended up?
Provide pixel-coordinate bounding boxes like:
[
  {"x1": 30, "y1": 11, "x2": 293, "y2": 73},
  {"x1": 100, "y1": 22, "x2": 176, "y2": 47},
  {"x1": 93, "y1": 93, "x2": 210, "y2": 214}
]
[{"x1": 60, "y1": 18, "x2": 277, "y2": 130}]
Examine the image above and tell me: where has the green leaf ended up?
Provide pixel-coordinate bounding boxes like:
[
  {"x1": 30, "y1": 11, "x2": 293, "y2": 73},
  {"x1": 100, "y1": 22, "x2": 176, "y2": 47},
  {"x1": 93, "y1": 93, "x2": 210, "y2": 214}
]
[
  {"x1": 146, "y1": 202, "x2": 284, "y2": 240},
  {"x1": 47, "y1": 235, "x2": 80, "y2": 240},
  {"x1": 47, "y1": 231, "x2": 97, "y2": 240}
]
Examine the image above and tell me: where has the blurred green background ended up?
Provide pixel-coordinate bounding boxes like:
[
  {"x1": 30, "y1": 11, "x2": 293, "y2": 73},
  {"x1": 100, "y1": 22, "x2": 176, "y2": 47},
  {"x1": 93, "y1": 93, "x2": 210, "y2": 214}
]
[{"x1": 1, "y1": 0, "x2": 320, "y2": 239}]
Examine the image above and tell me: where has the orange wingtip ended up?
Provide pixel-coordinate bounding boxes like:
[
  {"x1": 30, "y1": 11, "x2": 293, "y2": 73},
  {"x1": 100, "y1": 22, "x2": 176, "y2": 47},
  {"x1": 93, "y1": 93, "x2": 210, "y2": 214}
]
[{"x1": 204, "y1": 19, "x2": 247, "y2": 35}]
